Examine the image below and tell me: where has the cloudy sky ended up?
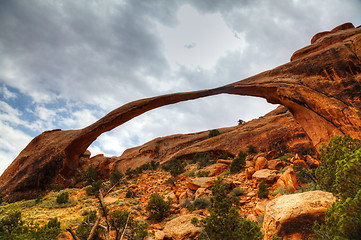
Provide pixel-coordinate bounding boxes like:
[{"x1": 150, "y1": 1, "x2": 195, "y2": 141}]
[{"x1": 1, "y1": 0, "x2": 360, "y2": 174}]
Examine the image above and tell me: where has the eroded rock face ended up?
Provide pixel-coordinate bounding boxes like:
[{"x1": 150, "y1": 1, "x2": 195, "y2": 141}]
[
  {"x1": 262, "y1": 191, "x2": 335, "y2": 240},
  {"x1": 1, "y1": 23, "x2": 360, "y2": 201}
]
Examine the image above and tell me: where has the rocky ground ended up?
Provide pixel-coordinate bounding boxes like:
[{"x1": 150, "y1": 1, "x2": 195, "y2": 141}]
[{"x1": 0, "y1": 150, "x2": 333, "y2": 240}]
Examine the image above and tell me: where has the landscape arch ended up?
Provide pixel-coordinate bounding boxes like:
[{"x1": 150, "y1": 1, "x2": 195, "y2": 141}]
[{"x1": 1, "y1": 23, "x2": 360, "y2": 201}]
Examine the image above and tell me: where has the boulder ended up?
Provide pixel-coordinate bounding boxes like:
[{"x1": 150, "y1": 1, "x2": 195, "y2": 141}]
[
  {"x1": 216, "y1": 159, "x2": 233, "y2": 165},
  {"x1": 266, "y1": 159, "x2": 285, "y2": 170},
  {"x1": 187, "y1": 177, "x2": 215, "y2": 191},
  {"x1": 262, "y1": 190, "x2": 336, "y2": 240},
  {"x1": 163, "y1": 214, "x2": 204, "y2": 240},
  {"x1": 255, "y1": 199, "x2": 269, "y2": 216},
  {"x1": 255, "y1": 157, "x2": 268, "y2": 171},
  {"x1": 245, "y1": 160, "x2": 254, "y2": 168},
  {"x1": 274, "y1": 166, "x2": 299, "y2": 192},
  {"x1": 252, "y1": 169, "x2": 278, "y2": 183},
  {"x1": 202, "y1": 163, "x2": 229, "y2": 176}
]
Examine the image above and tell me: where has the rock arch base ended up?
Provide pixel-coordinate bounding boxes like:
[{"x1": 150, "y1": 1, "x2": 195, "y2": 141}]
[{"x1": 1, "y1": 23, "x2": 361, "y2": 201}]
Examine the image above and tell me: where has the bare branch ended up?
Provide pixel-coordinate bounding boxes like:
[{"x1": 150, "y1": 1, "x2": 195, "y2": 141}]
[
  {"x1": 120, "y1": 212, "x2": 131, "y2": 240},
  {"x1": 67, "y1": 228, "x2": 80, "y2": 240}
]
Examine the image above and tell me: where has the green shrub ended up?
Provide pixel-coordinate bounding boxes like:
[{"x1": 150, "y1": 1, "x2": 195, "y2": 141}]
[
  {"x1": 129, "y1": 220, "x2": 149, "y2": 240},
  {"x1": 85, "y1": 180, "x2": 103, "y2": 197},
  {"x1": 126, "y1": 189, "x2": 136, "y2": 198},
  {"x1": 257, "y1": 181, "x2": 269, "y2": 198},
  {"x1": 146, "y1": 193, "x2": 171, "y2": 221},
  {"x1": 200, "y1": 178, "x2": 263, "y2": 240},
  {"x1": 163, "y1": 159, "x2": 185, "y2": 177},
  {"x1": 180, "y1": 198, "x2": 194, "y2": 211},
  {"x1": 316, "y1": 134, "x2": 361, "y2": 198},
  {"x1": 312, "y1": 135, "x2": 361, "y2": 239},
  {"x1": 192, "y1": 152, "x2": 215, "y2": 169},
  {"x1": 76, "y1": 210, "x2": 103, "y2": 240},
  {"x1": 278, "y1": 154, "x2": 294, "y2": 162},
  {"x1": 109, "y1": 209, "x2": 130, "y2": 240},
  {"x1": 193, "y1": 197, "x2": 211, "y2": 209},
  {"x1": 230, "y1": 151, "x2": 247, "y2": 174},
  {"x1": 83, "y1": 167, "x2": 98, "y2": 185},
  {"x1": 0, "y1": 211, "x2": 61, "y2": 239},
  {"x1": 232, "y1": 187, "x2": 247, "y2": 196},
  {"x1": 246, "y1": 144, "x2": 258, "y2": 155},
  {"x1": 196, "y1": 170, "x2": 210, "y2": 177},
  {"x1": 165, "y1": 177, "x2": 176, "y2": 186},
  {"x1": 50, "y1": 183, "x2": 64, "y2": 192},
  {"x1": 110, "y1": 169, "x2": 124, "y2": 186},
  {"x1": 208, "y1": 129, "x2": 220, "y2": 138},
  {"x1": 238, "y1": 119, "x2": 245, "y2": 125},
  {"x1": 183, "y1": 170, "x2": 196, "y2": 177},
  {"x1": 294, "y1": 165, "x2": 316, "y2": 184},
  {"x1": 56, "y1": 191, "x2": 69, "y2": 204},
  {"x1": 35, "y1": 195, "x2": 42, "y2": 204}
]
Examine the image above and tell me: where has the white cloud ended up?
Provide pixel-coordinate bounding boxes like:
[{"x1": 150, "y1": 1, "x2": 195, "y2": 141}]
[
  {"x1": 158, "y1": 4, "x2": 247, "y2": 69},
  {"x1": 0, "y1": 121, "x2": 32, "y2": 174},
  {"x1": 1, "y1": 0, "x2": 361, "y2": 175}
]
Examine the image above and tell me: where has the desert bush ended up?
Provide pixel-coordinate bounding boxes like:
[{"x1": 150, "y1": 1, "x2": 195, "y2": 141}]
[
  {"x1": 193, "y1": 197, "x2": 211, "y2": 209},
  {"x1": 316, "y1": 134, "x2": 361, "y2": 200},
  {"x1": 230, "y1": 150, "x2": 247, "y2": 174},
  {"x1": 129, "y1": 220, "x2": 149, "y2": 240},
  {"x1": 76, "y1": 210, "x2": 103, "y2": 240},
  {"x1": 126, "y1": 189, "x2": 136, "y2": 198},
  {"x1": 163, "y1": 159, "x2": 185, "y2": 177},
  {"x1": 196, "y1": 170, "x2": 210, "y2": 177},
  {"x1": 200, "y1": 178, "x2": 263, "y2": 240},
  {"x1": 312, "y1": 135, "x2": 361, "y2": 239},
  {"x1": 0, "y1": 211, "x2": 61, "y2": 239},
  {"x1": 232, "y1": 187, "x2": 247, "y2": 196},
  {"x1": 294, "y1": 165, "x2": 316, "y2": 184},
  {"x1": 50, "y1": 183, "x2": 64, "y2": 192},
  {"x1": 257, "y1": 181, "x2": 269, "y2": 198},
  {"x1": 192, "y1": 152, "x2": 215, "y2": 169},
  {"x1": 208, "y1": 129, "x2": 220, "y2": 138},
  {"x1": 85, "y1": 180, "x2": 103, "y2": 197},
  {"x1": 146, "y1": 193, "x2": 171, "y2": 221},
  {"x1": 109, "y1": 209, "x2": 130, "y2": 240},
  {"x1": 83, "y1": 167, "x2": 98, "y2": 185},
  {"x1": 183, "y1": 169, "x2": 196, "y2": 177},
  {"x1": 56, "y1": 191, "x2": 69, "y2": 204},
  {"x1": 246, "y1": 144, "x2": 258, "y2": 155},
  {"x1": 110, "y1": 169, "x2": 124, "y2": 186},
  {"x1": 180, "y1": 198, "x2": 194, "y2": 211}
]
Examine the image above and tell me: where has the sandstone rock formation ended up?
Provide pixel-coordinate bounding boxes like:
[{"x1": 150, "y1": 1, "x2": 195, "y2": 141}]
[
  {"x1": 262, "y1": 190, "x2": 336, "y2": 240},
  {"x1": 1, "y1": 23, "x2": 360, "y2": 201}
]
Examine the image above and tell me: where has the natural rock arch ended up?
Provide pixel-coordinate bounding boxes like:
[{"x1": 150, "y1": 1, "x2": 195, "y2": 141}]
[{"x1": 1, "y1": 23, "x2": 361, "y2": 201}]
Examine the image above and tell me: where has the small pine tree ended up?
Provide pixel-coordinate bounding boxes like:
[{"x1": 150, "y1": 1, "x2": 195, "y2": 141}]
[
  {"x1": 201, "y1": 178, "x2": 263, "y2": 240},
  {"x1": 146, "y1": 193, "x2": 171, "y2": 221},
  {"x1": 230, "y1": 151, "x2": 247, "y2": 173},
  {"x1": 257, "y1": 181, "x2": 269, "y2": 198},
  {"x1": 56, "y1": 192, "x2": 69, "y2": 204},
  {"x1": 208, "y1": 129, "x2": 220, "y2": 138}
]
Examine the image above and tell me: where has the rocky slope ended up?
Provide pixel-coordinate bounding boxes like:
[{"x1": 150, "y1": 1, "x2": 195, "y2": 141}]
[
  {"x1": 1, "y1": 23, "x2": 360, "y2": 201},
  {"x1": 0, "y1": 149, "x2": 330, "y2": 240},
  {"x1": 84, "y1": 106, "x2": 314, "y2": 177}
]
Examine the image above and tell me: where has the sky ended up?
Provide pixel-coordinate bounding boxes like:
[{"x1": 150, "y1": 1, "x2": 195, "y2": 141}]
[{"x1": 0, "y1": 0, "x2": 360, "y2": 175}]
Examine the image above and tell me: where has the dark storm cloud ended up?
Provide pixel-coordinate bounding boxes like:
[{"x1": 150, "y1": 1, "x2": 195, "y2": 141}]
[{"x1": 1, "y1": 0, "x2": 361, "y2": 174}]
